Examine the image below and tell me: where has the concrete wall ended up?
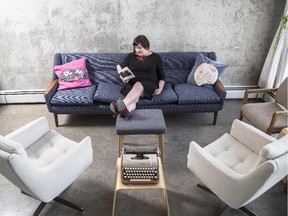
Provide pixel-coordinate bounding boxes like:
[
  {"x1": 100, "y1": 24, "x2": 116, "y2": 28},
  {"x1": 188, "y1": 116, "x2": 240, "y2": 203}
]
[{"x1": 0, "y1": 0, "x2": 285, "y2": 90}]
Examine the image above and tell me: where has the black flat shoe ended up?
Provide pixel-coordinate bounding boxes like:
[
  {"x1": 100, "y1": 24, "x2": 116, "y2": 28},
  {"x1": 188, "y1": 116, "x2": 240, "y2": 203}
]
[
  {"x1": 116, "y1": 100, "x2": 131, "y2": 119},
  {"x1": 110, "y1": 101, "x2": 119, "y2": 118}
]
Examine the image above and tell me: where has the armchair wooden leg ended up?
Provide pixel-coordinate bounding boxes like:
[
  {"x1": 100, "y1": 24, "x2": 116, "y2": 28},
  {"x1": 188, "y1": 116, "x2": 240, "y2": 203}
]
[{"x1": 239, "y1": 111, "x2": 243, "y2": 120}]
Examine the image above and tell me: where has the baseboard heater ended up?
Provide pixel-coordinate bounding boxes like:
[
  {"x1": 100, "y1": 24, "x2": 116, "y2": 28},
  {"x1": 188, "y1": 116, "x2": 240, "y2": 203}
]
[
  {"x1": 0, "y1": 89, "x2": 46, "y2": 104},
  {"x1": 0, "y1": 86, "x2": 259, "y2": 104},
  {"x1": 224, "y1": 86, "x2": 258, "y2": 99}
]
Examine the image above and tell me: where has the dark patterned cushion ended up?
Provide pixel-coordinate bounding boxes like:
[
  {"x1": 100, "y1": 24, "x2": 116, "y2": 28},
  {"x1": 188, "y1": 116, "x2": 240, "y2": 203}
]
[
  {"x1": 174, "y1": 84, "x2": 221, "y2": 104},
  {"x1": 94, "y1": 83, "x2": 124, "y2": 103},
  {"x1": 137, "y1": 83, "x2": 178, "y2": 105},
  {"x1": 51, "y1": 85, "x2": 96, "y2": 105}
]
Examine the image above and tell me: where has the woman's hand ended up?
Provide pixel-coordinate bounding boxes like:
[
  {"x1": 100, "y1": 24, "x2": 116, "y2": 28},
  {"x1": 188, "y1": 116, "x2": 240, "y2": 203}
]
[
  {"x1": 153, "y1": 80, "x2": 165, "y2": 95},
  {"x1": 153, "y1": 89, "x2": 160, "y2": 95},
  {"x1": 120, "y1": 76, "x2": 129, "y2": 84}
]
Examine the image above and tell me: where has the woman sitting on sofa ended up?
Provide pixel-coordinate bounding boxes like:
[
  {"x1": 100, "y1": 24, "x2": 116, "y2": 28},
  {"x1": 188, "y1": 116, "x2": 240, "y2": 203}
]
[{"x1": 110, "y1": 35, "x2": 165, "y2": 118}]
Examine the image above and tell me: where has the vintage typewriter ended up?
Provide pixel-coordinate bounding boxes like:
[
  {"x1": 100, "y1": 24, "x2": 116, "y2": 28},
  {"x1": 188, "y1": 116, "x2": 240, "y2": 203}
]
[{"x1": 121, "y1": 145, "x2": 160, "y2": 184}]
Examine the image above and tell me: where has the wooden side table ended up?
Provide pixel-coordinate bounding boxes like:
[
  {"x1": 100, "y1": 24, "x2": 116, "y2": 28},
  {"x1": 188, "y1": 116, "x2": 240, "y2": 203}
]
[{"x1": 112, "y1": 157, "x2": 170, "y2": 216}]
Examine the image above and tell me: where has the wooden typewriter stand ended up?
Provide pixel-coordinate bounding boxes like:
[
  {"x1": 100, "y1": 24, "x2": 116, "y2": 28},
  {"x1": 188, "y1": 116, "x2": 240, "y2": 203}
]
[{"x1": 112, "y1": 157, "x2": 170, "y2": 216}]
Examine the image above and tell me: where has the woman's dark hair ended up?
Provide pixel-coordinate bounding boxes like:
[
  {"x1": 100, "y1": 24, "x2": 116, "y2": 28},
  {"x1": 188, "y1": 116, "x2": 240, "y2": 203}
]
[{"x1": 133, "y1": 35, "x2": 150, "y2": 50}]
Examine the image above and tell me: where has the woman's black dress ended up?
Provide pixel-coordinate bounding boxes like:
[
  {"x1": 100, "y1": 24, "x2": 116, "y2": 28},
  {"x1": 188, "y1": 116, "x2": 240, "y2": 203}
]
[{"x1": 120, "y1": 52, "x2": 165, "y2": 99}]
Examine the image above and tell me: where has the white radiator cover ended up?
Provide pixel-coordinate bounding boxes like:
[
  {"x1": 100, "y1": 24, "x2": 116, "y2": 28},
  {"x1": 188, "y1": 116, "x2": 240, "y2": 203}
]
[{"x1": 0, "y1": 90, "x2": 46, "y2": 104}]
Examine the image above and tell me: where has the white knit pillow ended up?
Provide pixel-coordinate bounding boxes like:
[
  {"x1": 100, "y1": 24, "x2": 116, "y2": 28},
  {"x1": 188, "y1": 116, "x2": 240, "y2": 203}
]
[
  {"x1": 260, "y1": 135, "x2": 288, "y2": 159},
  {"x1": 0, "y1": 135, "x2": 27, "y2": 156}
]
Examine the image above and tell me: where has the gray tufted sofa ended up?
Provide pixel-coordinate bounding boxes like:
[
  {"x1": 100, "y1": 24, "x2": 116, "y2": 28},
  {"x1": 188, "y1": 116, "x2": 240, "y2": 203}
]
[{"x1": 45, "y1": 52, "x2": 227, "y2": 126}]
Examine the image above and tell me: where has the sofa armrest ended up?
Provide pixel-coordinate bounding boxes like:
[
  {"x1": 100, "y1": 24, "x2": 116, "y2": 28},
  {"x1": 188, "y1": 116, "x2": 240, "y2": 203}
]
[
  {"x1": 44, "y1": 79, "x2": 58, "y2": 111},
  {"x1": 45, "y1": 79, "x2": 58, "y2": 95},
  {"x1": 214, "y1": 80, "x2": 227, "y2": 105}
]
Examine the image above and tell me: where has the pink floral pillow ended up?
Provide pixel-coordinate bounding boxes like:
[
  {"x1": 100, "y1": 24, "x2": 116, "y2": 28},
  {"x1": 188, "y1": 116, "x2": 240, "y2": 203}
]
[{"x1": 54, "y1": 58, "x2": 92, "y2": 90}]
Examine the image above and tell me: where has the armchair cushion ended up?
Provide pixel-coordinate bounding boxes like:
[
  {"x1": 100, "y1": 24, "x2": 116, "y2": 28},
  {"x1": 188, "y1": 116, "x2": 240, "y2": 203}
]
[
  {"x1": 26, "y1": 130, "x2": 78, "y2": 167},
  {"x1": 241, "y1": 102, "x2": 288, "y2": 133},
  {"x1": 0, "y1": 135, "x2": 27, "y2": 156},
  {"x1": 204, "y1": 133, "x2": 258, "y2": 174}
]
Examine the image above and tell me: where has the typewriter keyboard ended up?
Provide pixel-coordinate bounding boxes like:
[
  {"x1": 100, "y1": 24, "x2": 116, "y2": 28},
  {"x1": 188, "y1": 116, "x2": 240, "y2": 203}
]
[{"x1": 122, "y1": 167, "x2": 159, "y2": 184}]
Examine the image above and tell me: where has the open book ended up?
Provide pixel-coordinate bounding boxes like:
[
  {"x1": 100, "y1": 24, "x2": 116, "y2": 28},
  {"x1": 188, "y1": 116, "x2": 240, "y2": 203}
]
[{"x1": 116, "y1": 65, "x2": 135, "y2": 81}]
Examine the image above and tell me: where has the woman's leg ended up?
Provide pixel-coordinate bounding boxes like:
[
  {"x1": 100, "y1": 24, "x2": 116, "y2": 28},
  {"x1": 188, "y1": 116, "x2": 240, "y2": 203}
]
[
  {"x1": 123, "y1": 82, "x2": 144, "y2": 112},
  {"x1": 110, "y1": 82, "x2": 144, "y2": 118}
]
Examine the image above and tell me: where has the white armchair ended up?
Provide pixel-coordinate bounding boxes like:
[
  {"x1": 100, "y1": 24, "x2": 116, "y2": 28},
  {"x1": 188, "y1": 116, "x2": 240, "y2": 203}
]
[
  {"x1": 0, "y1": 117, "x2": 93, "y2": 216},
  {"x1": 187, "y1": 119, "x2": 288, "y2": 216}
]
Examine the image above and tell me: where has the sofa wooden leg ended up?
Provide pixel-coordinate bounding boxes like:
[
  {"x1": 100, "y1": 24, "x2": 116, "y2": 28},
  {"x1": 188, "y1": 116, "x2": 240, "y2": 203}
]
[
  {"x1": 213, "y1": 111, "x2": 218, "y2": 125},
  {"x1": 54, "y1": 113, "x2": 59, "y2": 127}
]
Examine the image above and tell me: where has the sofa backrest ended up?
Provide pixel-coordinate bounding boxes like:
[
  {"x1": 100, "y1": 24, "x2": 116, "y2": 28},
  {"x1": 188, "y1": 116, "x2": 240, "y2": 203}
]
[
  {"x1": 53, "y1": 52, "x2": 216, "y2": 86},
  {"x1": 159, "y1": 52, "x2": 216, "y2": 85}
]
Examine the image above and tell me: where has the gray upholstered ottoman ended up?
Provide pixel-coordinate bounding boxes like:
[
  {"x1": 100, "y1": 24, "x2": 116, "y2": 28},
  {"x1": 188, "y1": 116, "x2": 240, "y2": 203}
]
[{"x1": 116, "y1": 109, "x2": 166, "y2": 162}]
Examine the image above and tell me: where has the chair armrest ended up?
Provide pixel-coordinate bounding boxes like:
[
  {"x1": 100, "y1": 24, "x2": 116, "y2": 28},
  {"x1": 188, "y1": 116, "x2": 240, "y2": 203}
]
[
  {"x1": 230, "y1": 119, "x2": 276, "y2": 153},
  {"x1": 44, "y1": 79, "x2": 58, "y2": 111},
  {"x1": 5, "y1": 117, "x2": 50, "y2": 149},
  {"x1": 267, "y1": 110, "x2": 288, "y2": 135},
  {"x1": 8, "y1": 136, "x2": 93, "y2": 202},
  {"x1": 242, "y1": 87, "x2": 278, "y2": 104},
  {"x1": 277, "y1": 127, "x2": 288, "y2": 139},
  {"x1": 187, "y1": 141, "x2": 277, "y2": 208},
  {"x1": 214, "y1": 80, "x2": 227, "y2": 105}
]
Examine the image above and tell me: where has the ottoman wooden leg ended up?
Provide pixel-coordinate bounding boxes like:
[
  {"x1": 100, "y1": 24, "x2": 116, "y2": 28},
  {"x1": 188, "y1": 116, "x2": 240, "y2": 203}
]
[
  {"x1": 118, "y1": 135, "x2": 124, "y2": 157},
  {"x1": 157, "y1": 134, "x2": 164, "y2": 162}
]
